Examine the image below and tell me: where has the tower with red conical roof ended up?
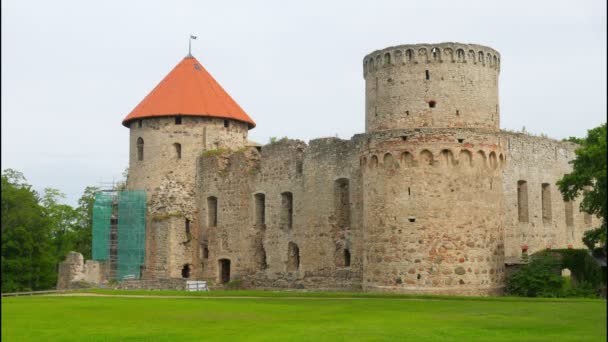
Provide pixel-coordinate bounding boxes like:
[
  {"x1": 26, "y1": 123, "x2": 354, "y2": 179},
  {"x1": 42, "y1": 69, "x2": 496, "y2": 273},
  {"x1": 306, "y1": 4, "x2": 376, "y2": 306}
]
[{"x1": 123, "y1": 54, "x2": 255, "y2": 279}]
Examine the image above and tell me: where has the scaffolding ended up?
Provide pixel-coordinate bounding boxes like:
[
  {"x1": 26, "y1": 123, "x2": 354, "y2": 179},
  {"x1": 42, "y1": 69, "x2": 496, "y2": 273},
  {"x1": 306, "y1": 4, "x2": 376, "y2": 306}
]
[
  {"x1": 117, "y1": 191, "x2": 146, "y2": 280},
  {"x1": 92, "y1": 192, "x2": 113, "y2": 261},
  {"x1": 91, "y1": 190, "x2": 146, "y2": 281}
]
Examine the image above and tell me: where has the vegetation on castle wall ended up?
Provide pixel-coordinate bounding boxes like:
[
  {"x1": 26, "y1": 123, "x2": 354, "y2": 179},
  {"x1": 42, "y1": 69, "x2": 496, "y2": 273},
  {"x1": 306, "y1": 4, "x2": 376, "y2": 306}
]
[
  {"x1": 506, "y1": 249, "x2": 604, "y2": 298},
  {"x1": 201, "y1": 148, "x2": 230, "y2": 157},
  {"x1": 557, "y1": 123, "x2": 607, "y2": 252}
]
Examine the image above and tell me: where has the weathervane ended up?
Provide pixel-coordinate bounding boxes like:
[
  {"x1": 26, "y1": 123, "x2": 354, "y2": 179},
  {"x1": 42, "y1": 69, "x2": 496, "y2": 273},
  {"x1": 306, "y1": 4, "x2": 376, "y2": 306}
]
[{"x1": 188, "y1": 34, "x2": 197, "y2": 57}]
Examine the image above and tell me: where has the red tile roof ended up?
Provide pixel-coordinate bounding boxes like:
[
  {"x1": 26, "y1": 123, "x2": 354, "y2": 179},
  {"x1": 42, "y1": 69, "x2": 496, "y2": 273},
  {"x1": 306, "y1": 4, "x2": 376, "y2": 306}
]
[{"x1": 122, "y1": 56, "x2": 255, "y2": 128}]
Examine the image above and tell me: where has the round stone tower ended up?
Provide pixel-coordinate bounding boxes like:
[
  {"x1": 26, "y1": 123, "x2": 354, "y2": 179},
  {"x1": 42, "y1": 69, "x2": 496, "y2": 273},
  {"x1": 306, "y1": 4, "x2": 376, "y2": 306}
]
[
  {"x1": 122, "y1": 55, "x2": 255, "y2": 279},
  {"x1": 360, "y1": 43, "x2": 505, "y2": 295},
  {"x1": 363, "y1": 43, "x2": 500, "y2": 132}
]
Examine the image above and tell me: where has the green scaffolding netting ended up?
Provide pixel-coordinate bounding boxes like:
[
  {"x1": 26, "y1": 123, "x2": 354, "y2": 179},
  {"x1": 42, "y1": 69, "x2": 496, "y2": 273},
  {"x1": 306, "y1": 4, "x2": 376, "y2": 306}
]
[
  {"x1": 117, "y1": 190, "x2": 146, "y2": 280},
  {"x1": 92, "y1": 192, "x2": 113, "y2": 261}
]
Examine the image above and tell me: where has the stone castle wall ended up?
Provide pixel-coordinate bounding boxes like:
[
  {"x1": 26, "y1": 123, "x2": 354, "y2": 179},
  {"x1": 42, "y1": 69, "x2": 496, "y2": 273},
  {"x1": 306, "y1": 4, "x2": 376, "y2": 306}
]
[
  {"x1": 364, "y1": 43, "x2": 500, "y2": 132},
  {"x1": 500, "y1": 132, "x2": 591, "y2": 259},
  {"x1": 197, "y1": 138, "x2": 364, "y2": 290}
]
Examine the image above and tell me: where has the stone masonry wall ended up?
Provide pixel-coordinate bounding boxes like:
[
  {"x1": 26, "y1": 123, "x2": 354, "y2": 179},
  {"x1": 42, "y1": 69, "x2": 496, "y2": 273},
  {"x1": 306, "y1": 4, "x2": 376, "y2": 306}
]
[
  {"x1": 127, "y1": 116, "x2": 249, "y2": 279},
  {"x1": 57, "y1": 252, "x2": 105, "y2": 289},
  {"x1": 197, "y1": 138, "x2": 364, "y2": 290},
  {"x1": 500, "y1": 132, "x2": 590, "y2": 259},
  {"x1": 364, "y1": 43, "x2": 500, "y2": 132},
  {"x1": 359, "y1": 128, "x2": 506, "y2": 295}
]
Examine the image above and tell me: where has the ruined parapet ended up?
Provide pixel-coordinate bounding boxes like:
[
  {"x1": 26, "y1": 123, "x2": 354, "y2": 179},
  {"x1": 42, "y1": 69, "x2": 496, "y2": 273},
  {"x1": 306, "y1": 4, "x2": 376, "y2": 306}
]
[
  {"x1": 57, "y1": 252, "x2": 105, "y2": 290},
  {"x1": 363, "y1": 43, "x2": 500, "y2": 132},
  {"x1": 360, "y1": 128, "x2": 506, "y2": 295}
]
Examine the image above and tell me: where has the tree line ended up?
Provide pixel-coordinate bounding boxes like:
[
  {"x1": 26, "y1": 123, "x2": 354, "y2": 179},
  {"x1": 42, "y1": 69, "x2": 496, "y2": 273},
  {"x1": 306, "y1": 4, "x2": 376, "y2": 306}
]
[{"x1": 1, "y1": 169, "x2": 97, "y2": 292}]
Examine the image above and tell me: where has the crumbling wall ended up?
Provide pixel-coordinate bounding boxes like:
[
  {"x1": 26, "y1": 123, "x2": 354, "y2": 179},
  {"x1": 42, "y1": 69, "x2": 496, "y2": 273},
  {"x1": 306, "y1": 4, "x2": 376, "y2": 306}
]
[
  {"x1": 500, "y1": 132, "x2": 589, "y2": 259},
  {"x1": 197, "y1": 138, "x2": 364, "y2": 290},
  {"x1": 57, "y1": 252, "x2": 105, "y2": 289}
]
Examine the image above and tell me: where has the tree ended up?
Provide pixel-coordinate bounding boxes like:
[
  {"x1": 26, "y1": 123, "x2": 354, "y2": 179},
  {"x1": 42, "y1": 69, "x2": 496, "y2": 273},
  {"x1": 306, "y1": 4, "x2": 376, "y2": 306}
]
[
  {"x1": 73, "y1": 186, "x2": 99, "y2": 259},
  {"x1": 1, "y1": 169, "x2": 56, "y2": 291},
  {"x1": 41, "y1": 188, "x2": 82, "y2": 263},
  {"x1": 557, "y1": 123, "x2": 607, "y2": 251}
]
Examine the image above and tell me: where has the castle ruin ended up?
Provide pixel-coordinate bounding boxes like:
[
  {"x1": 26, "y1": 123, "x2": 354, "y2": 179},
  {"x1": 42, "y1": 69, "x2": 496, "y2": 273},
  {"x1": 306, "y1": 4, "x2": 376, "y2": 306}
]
[{"x1": 58, "y1": 42, "x2": 594, "y2": 295}]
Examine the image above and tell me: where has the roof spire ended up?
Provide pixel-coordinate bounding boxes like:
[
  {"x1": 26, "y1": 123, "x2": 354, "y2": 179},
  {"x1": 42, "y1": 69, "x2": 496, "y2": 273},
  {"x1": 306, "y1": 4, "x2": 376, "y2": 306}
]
[{"x1": 188, "y1": 34, "x2": 197, "y2": 58}]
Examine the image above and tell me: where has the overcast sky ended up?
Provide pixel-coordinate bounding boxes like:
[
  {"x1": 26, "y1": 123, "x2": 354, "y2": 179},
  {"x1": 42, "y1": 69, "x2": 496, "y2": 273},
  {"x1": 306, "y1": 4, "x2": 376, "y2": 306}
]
[{"x1": 2, "y1": 0, "x2": 606, "y2": 205}]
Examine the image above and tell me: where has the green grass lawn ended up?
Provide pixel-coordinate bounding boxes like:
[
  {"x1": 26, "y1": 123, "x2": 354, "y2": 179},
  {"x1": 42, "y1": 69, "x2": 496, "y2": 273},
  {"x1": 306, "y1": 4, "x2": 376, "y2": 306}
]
[{"x1": 2, "y1": 291, "x2": 606, "y2": 341}]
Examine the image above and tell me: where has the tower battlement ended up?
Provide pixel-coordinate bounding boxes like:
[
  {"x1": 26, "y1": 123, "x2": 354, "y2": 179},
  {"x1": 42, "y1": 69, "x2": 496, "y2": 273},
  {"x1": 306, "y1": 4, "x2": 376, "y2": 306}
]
[
  {"x1": 363, "y1": 42, "x2": 501, "y2": 133},
  {"x1": 363, "y1": 43, "x2": 500, "y2": 75}
]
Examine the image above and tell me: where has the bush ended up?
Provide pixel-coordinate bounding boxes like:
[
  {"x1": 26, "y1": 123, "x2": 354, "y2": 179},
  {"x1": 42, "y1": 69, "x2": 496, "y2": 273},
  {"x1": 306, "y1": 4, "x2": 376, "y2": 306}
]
[
  {"x1": 506, "y1": 254, "x2": 563, "y2": 297},
  {"x1": 506, "y1": 249, "x2": 604, "y2": 298}
]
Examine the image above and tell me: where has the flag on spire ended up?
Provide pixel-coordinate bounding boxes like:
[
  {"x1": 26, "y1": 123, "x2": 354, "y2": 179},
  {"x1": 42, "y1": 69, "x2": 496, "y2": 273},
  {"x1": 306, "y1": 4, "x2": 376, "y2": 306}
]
[{"x1": 190, "y1": 35, "x2": 197, "y2": 39}]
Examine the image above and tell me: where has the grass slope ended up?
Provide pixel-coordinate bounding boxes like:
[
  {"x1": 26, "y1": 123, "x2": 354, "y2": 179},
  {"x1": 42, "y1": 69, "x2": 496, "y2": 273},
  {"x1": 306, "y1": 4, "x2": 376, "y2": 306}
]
[{"x1": 2, "y1": 292, "x2": 606, "y2": 341}]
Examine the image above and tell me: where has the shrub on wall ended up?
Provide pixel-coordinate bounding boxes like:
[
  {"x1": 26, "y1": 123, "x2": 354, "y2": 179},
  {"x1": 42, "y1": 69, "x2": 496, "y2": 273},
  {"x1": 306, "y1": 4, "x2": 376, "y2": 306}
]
[
  {"x1": 506, "y1": 249, "x2": 603, "y2": 298},
  {"x1": 506, "y1": 253, "x2": 563, "y2": 297}
]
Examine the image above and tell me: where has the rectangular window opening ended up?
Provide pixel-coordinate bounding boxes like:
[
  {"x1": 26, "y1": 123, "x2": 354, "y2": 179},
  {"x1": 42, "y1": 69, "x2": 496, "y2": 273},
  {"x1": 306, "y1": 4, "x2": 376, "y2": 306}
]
[
  {"x1": 207, "y1": 197, "x2": 218, "y2": 227},
  {"x1": 541, "y1": 183, "x2": 552, "y2": 224},
  {"x1": 517, "y1": 180, "x2": 529, "y2": 223}
]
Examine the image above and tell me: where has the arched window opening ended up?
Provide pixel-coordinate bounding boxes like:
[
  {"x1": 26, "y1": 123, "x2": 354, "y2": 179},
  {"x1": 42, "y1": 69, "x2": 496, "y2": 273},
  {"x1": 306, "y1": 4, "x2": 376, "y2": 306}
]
[
  {"x1": 489, "y1": 152, "x2": 498, "y2": 169},
  {"x1": 384, "y1": 52, "x2": 391, "y2": 65},
  {"x1": 478, "y1": 51, "x2": 484, "y2": 64},
  {"x1": 419, "y1": 150, "x2": 433, "y2": 166},
  {"x1": 174, "y1": 143, "x2": 182, "y2": 159},
  {"x1": 457, "y1": 49, "x2": 465, "y2": 62},
  {"x1": 401, "y1": 152, "x2": 414, "y2": 167},
  {"x1": 517, "y1": 180, "x2": 529, "y2": 223},
  {"x1": 542, "y1": 183, "x2": 552, "y2": 224},
  {"x1": 418, "y1": 48, "x2": 428, "y2": 63},
  {"x1": 281, "y1": 192, "x2": 293, "y2": 230},
  {"x1": 344, "y1": 249, "x2": 351, "y2": 267},
  {"x1": 224, "y1": 120, "x2": 229, "y2": 128},
  {"x1": 476, "y1": 151, "x2": 487, "y2": 168},
  {"x1": 219, "y1": 259, "x2": 230, "y2": 283},
  {"x1": 137, "y1": 137, "x2": 144, "y2": 161},
  {"x1": 383, "y1": 153, "x2": 395, "y2": 169},
  {"x1": 428, "y1": 100, "x2": 436, "y2": 108},
  {"x1": 334, "y1": 178, "x2": 351, "y2": 229},
  {"x1": 175, "y1": 116, "x2": 182, "y2": 125},
  {"x1": 370, "y1": 155, "x2": 379, "y2": 168},
  {"x1": 425, "y1": 70, "x2": 430, "y2": 80},
  {"x1": 405, "y1": 49, "x2": 414, "y2": 62},
  {"x1": 565, "y1": 200, "x2": 574, "y2": 227},
  {"x1": 181, "y1": 264, "x2": 191, "y2": 278},
  {"x1": 493, "y1": 55, "x2": 498, "y2": 67},
  {"x1": 254, "y1": 193, "x2": 266, "y2": 227},
  {"x1": 287, "y1": 242, "x2": 300, "y2": 271},
  {"x1": 440, "y1": 149, "x2": 454, "y2": 167},
  {"x1": 459, "y1": 150, "x2": 472, "y2": 168},
  {"x1": 431, "y1": 47, "x2": 440, "y2": 61},
  {"x1": 207, "y1": 196, "x2": 218, "y2": 227}
]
